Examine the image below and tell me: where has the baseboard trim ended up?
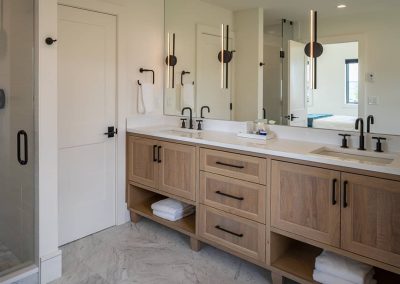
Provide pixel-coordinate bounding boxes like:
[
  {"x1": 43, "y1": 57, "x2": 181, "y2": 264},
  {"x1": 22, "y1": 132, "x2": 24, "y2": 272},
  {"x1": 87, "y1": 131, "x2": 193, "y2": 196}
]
[{"x1": 39, "y1": 250, "x2": 62, "y2": 284}]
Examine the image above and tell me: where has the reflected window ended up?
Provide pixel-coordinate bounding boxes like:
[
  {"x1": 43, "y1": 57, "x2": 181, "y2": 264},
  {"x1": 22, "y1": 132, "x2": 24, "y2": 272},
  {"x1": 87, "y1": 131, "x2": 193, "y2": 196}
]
[{"x1": 345, "y1": 59, "x2": 359, "y2": 104}]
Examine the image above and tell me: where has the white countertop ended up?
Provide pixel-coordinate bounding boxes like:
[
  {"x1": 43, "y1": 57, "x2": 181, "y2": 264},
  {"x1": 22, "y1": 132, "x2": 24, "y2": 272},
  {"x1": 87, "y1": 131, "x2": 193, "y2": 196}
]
[{"x1": 127, "y1": 126, "x2": 400, "y2": 176}]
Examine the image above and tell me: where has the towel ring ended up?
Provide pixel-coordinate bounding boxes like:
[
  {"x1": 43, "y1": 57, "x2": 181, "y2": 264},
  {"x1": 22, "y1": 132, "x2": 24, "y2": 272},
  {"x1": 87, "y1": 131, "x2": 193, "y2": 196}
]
[
  {"x1": 137, "y1": 80, "x2": 142, "y2": 86},
  {"x1": 139, "y1": 68, "x2": 155, "y2": 84},
  {"x1": 181, "y1": 71, "x2": 194, "y2": 86}
]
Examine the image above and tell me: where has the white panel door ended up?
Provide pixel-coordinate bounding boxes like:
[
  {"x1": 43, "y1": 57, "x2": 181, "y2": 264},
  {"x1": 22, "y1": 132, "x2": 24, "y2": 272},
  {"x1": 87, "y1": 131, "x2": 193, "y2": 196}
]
[
  {"x1": 288, "y1": 40, "x2": 308, "y2": 127},
  {"x1": 58, "y1": 5, "x2": 117, "y2": 245}
]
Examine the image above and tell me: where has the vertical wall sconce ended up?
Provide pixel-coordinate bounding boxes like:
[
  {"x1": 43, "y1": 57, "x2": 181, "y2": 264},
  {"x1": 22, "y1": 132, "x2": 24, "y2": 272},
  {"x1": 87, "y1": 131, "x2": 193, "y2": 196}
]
[
  {"x1": 218, "y1": 24, "x2": 235, "y2": 89},
  {"x1": 165, "y1": 33, "x2": 177, "y2": 88},
  {"x1": 304, "y1": 10, "x2": 323, "y2": 90}
]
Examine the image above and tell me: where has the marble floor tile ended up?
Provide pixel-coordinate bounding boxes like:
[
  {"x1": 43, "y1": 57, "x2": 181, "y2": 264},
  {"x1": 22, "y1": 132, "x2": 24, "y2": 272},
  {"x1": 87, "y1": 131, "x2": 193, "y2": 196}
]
[{"x1": 52, "y1": 219, "x2": 297, "y2": 284}]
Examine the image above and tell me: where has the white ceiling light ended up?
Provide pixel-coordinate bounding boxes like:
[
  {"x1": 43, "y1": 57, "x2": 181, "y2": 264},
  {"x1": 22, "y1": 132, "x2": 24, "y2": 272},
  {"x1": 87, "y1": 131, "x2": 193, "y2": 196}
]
[{"x1": 337, "y1": 4, "x2": 347, "y2": 8}]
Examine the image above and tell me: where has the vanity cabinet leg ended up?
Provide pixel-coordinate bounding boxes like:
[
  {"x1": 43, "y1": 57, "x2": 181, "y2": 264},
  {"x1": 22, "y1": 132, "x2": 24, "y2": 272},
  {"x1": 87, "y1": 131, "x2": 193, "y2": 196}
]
[
  {"x1": 190, "y1": 237, "x2": 202, "y2": 252},
  {"x1": 130, "y1": 211, "x2": 141, "y2": 223},
  {"x1": 271, "y1": 271, "x2": 283, "y2": 284}
]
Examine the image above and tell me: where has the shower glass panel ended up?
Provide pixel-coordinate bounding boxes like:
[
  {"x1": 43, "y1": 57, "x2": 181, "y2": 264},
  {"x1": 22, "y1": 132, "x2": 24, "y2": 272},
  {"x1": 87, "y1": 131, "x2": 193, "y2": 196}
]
[{"x1": 0, "y1": 0, "x2": 35, "y2": 278}]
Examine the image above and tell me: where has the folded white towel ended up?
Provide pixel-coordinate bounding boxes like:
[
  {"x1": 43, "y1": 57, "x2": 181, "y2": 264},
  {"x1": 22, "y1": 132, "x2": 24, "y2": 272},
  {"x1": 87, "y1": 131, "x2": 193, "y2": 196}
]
[
  {"x1": 313, "y1": 269, "x2": 376, "y2": 284},
  {"x1": 151, "y1": 198, "x2": 193, "y2": 215},
  {"x1": 315, "y1": 251, "x2": 374, "y2": 284},
  {"x1": 181, "y1": 83, "x2": 195, "y2": 109},
  {"x1": 153, "y1": 208, "x2": 194, "y2": 222},
  {"x1": 138, "y1": 83, "x2": 155, "y2": 114}
]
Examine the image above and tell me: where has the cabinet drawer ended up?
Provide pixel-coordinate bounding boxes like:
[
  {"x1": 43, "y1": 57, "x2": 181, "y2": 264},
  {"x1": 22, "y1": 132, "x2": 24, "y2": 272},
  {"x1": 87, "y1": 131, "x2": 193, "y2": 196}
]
[
  {"x1": 200, "y1": 149, "x2": 267, "y2": 184},
  {"x1": 200, "y1": 172, "x2": 266, "y2": 223},
  {"x1": 199, "y1": 205, "x2": 266, "y2": 263}
]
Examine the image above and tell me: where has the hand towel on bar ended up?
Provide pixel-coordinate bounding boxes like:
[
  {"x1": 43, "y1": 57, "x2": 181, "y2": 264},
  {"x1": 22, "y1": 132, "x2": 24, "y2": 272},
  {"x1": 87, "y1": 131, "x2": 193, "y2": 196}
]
[
  {"x1": 181, "y1": 83, "x2": 195, "y2": 109},
  {"x1": 164, "y1": 88, "x2": 178, "y2": 114},
  {"x1": 137, "y1": 82, "x2": 155, "y2": 114},
  {"x1": 151, "y1": 198, "x2": 193, "y2": 216},
  {"x1": 315, "y1": 250, "x2": 374, "y2": 284},
  {"x1": 313, "y1": 269, "x2": 376, "y2": 284},
  {"x1": 153, "y1": 208, "x2": 195, "y2": 222}
]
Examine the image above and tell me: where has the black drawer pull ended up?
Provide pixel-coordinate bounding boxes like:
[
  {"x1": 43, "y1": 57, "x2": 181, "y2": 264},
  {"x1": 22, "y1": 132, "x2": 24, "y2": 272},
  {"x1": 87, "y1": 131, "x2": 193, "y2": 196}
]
[
  {"x1": 153, "y1": 145, "x2": 157, "y2": 162},
  {"x1": 332, "y1": 179, "x2": 337, "y2": 205},
  {"x1": 216, "y1": 161, "x2": 244, "y2": 169},
  {"x1": 215, "y1": 225, "x2": 243, "y2": 238},
  {"x1": 343, "y1": 181, "x2": 349, "y2": 208},
  {"x1": 17, "y1": 130, "x2": 28, "y2": 165},
  {"x1": 215, "y1": 191, "x2": 244, "y2": 201},
  {"x1": 157, "y1": 146, "x2": 162, "y2": 163}
]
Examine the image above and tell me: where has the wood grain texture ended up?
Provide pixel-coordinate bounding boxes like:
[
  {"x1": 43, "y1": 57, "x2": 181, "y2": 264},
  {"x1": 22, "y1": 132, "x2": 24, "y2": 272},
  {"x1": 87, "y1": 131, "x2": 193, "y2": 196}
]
[
  {"x1": 159, "y1": 142, "x2": 197, "y2": 201},
  {"x1": 200, "y1": 148, "x2": 267, "y2": 184},
  {"x1": 341, "y1": 173, "x2": 400, "y2": 268},
  {"x1": 271, "y1": 160, "x2": 341, "y2": 247},
  {"x1": 127, "y1": 136, "x2": 158, "y2": 188},
  {"x1": 199, "y1": 205, "x2": 266, "y2": 263},
  {"x1": 200, "y1": 172, "x2": 266, "y2": 223}
]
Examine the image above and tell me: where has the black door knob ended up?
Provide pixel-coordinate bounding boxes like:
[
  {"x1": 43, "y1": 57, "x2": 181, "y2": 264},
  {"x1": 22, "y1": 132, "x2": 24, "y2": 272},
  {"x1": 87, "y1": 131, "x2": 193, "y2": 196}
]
[{"x1": 45, "y1": 37, "x2": 57, "y2": 45}]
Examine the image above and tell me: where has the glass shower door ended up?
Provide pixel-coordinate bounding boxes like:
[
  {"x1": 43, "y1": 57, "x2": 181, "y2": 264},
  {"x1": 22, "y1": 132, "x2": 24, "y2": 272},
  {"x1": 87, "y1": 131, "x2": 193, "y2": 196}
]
[{"x1": 0, "y1": 0, "x2": 35, "y2": 278}]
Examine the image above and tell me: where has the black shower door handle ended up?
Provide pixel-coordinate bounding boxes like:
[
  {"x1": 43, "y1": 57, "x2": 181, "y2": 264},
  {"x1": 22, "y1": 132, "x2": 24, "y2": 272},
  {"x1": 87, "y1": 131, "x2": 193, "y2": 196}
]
[{"x1": 17, "y1": 130, "x2": 28, "y2": 165}]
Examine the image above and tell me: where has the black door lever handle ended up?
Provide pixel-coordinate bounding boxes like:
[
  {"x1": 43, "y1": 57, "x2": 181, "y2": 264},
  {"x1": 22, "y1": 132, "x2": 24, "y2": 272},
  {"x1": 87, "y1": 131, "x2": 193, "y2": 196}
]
[{"x1": 104, "y1": 126, "x2": 118, "y2": 138}]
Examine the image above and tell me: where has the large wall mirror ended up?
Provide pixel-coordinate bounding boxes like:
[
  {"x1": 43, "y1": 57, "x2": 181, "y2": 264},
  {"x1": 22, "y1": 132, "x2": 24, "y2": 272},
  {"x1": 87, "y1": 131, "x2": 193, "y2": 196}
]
[{"x1": 164, "y1": 0, "x2": 400, "y2": 136}]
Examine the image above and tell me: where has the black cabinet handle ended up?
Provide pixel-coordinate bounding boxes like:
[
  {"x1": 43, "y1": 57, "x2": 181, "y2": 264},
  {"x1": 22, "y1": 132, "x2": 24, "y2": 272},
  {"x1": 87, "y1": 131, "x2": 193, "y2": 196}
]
[
  {"x1": 332, "y1": 179, "x2": 337, "y2": 205},
  {"x1": 157, "y1": 146, "x2": 162, "y2": 163},
  {"x1": 216, "y1": 161, "x2": 244, "y2": 169},
  {"x1": 343, "y1": 181, "x2": 349, "y2": 208},
  {"x1": 17, "y1": 130, "x2": 28, "y2": 165},
  {"x1": 153, "y1": 145, "x2": 157, "y2": 162},
  {"x1": 216, "y1": 191, "x2": 244, "y2": 201},
  {"x1": 215, "y1": 225, "x2": 243, "y2": 238}
]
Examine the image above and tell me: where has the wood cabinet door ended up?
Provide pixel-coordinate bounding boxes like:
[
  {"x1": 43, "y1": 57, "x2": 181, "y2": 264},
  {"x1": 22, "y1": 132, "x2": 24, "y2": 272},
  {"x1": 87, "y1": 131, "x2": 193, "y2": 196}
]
[
  {"x1": 271, "y1": 161, "x2": 341, "y2": 247},
  {"x1": 341, "y1": 173, "x2": 400, "y2": 267},
  {"x1": 127, "y1": 136, "x2": 158, "y2": 188},
  {"x1": 158, "y1": 142, "x2": 196, "y2": 201}
]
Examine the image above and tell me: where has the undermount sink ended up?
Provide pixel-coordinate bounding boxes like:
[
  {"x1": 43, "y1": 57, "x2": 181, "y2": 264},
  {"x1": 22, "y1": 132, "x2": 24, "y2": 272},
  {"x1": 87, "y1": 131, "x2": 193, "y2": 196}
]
[
  {"x1": 311, "y1": 147, "x2": 396, "y2": 166},
  {"x1": 161, "y1": 128, "x2": 202, "y2": 139}
]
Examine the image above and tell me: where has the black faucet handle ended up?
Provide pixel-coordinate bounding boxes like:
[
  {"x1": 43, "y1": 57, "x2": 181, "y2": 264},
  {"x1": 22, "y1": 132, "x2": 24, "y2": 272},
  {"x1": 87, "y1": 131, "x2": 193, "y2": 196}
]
[
  {"x1": 196, "y1": 120, "x2": 203, "y2": 131},
  {"x1": 180, "y1": 118, "x2": 187, "y2": 129},
  {"x1": 339, "y1": 134, "x2": 351, "y2": 148},
  {"x1": 372, "y1": 137, "x2": 387, "y2": 153}
]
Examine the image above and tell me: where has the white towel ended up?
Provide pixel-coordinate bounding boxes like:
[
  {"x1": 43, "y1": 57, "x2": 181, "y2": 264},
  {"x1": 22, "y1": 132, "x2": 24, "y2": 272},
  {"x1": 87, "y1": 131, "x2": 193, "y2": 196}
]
[
  {"x1": 164, "y1": 88, "x2": 178, "y2": 114},
  {"x1": 153, "y1": 208, "x2": 195, "y2": 222},
  {"x1": 151, "y1": 198, "x2": 193, "y2": 216},
  {"x1": 313, "y1": 269, "x2": 376, "y2": 284},
  {"x1": 138, "y1": 83, "x2": 155, "y2": 114},
  {"x1": 315, "y1": 251, "x2": 374, "y2": 284},
  {"x1": 181, "y1": 83, "x2": 195, "y2": 109}
]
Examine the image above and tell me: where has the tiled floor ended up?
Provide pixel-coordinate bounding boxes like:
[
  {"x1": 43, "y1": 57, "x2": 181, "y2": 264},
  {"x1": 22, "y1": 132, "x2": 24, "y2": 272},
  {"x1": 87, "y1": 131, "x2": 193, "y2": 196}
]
[
  {"x1": 51, "y1": 219, "x2": 279, "y2": 284},
  {"x1": 0, "y1": 242, "x2": 21, "y2": 278}
]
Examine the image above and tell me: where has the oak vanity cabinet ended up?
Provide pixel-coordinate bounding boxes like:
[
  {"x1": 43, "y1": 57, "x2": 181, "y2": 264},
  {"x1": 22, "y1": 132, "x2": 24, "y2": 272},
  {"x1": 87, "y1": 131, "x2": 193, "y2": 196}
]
[
  {"x1": 271, "y1": 161, "x2": 341, "y2": 247},
  {"x1": 341, "y1": 173, "x2": 400, "y2": 267},
  {"x1": 127, "y1": 136, "x2": 196, "y2": 201}
]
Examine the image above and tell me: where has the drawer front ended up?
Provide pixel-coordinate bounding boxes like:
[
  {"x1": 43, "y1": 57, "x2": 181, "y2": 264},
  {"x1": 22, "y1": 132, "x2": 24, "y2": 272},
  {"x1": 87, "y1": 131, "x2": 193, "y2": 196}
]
[
  {"x1": 200, "y1": 172, "x2": 266, "y2": 223},
  {"x1": 200, "y1": 149, "x2": 267, "y2": 184},
  {"x1": 199, "y1": 205, "x2": 266, "y2": 263}
]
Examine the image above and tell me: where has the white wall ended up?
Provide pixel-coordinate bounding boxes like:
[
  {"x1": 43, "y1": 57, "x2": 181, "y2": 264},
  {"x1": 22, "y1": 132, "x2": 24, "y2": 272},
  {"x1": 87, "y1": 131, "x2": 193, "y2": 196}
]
[
  {"x1": 233, "y1": 8, "x2": 264, "y2": 121},
  {"x1": 309, "y1": 42, "x2": 358, "y2": 116}
]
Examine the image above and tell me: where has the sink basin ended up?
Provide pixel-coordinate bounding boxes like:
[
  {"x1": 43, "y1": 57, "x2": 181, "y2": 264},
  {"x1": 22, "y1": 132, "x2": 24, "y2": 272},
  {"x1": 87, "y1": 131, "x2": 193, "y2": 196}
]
[
  {"x1": 311, "y1": 147, "x2": 396, "y2": 166},
  {"x1": 161, "y1": 128, "x2": 202, "y2": 139}
]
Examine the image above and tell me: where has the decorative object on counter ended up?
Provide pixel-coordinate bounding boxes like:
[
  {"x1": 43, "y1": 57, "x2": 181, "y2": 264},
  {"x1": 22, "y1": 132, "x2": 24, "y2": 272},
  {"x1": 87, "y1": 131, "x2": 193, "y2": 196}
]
[
  {"x1": 151, "y1": 198, "x2": 195, "y2": 222},
  {"x1": 137, "y1": 81, "x2": 155, "y2": 114},
  {"x1": 165, "y1": 33, "x2": 177, "y2": 88},
  {"x1": 200, "y1": 106, "x2": 211, "y2": 119},
  {"x1": 372, "y1": 137, "x2": 386, "y2": 153},
  {"x1": 237, "y1": 132, "x2": 274, "y2": 141},
  {"x1": 313, "y1": 250, "x2": 376, "y2": 284}
]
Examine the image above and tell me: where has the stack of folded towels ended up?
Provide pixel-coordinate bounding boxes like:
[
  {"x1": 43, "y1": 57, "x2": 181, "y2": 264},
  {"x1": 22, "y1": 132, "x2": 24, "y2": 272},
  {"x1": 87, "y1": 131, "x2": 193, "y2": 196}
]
[
  {"x1": 151, "y1": 198, "x2": 195, "y2": 222},
  {"x1": 313, "y1": 250, "x2": 377, "y2": 284}
]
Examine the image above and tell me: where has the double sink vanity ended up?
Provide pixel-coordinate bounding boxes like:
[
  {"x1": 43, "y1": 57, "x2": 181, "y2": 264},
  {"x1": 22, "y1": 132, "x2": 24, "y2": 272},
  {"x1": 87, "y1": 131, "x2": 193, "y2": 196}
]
[{"x1": 126, "y1": 124, "x2": 400, "y2": 284}]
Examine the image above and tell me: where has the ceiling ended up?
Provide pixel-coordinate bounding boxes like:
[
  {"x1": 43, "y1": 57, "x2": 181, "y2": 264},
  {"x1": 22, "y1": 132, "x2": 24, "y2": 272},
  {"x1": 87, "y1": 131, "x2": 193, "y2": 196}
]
[{"x1": 200, "y1": 0, "x2": 400, "y2": 26}]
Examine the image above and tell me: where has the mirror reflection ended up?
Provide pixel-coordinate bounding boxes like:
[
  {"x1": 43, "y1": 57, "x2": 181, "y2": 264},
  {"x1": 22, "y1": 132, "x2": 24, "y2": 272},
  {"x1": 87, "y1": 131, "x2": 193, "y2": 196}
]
[{"x1": 164, "y1": 0, "x2": 400, "y2": 136}]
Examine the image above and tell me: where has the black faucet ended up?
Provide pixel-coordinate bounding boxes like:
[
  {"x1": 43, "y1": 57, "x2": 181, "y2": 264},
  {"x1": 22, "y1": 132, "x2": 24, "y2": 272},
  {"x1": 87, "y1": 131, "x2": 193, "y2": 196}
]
[
  {"x1": 200, "y1": 106, "x2": 210, "y2": 119},
  {"x1": 367, "y1": 115, "x2": 374, "y2": 133},
  {"x1": 355, "y1": 118, "x2": 366, "y2": 151},
  {"x1": 181, "y1": 107, "x2": 194, "y2": 129}
]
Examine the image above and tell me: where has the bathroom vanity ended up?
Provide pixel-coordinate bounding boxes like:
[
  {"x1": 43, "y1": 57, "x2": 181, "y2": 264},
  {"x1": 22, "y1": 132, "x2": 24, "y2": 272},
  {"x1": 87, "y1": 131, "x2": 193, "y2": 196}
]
[{"x1": 126, "y1": 127, "x2": 400, "y2": 284}]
